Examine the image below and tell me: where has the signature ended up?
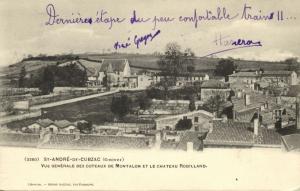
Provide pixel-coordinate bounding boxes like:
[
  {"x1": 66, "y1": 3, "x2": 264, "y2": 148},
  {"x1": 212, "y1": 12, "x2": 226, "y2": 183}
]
[
  {"x1": 114, "y1": 29, "x2": 161, "y2": 50},
  {"x1": 201, "y1": 33, "x2": 262, "y2": 57}
]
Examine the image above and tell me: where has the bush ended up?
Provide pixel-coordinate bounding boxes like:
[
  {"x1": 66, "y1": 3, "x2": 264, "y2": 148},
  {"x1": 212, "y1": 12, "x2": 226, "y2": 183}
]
[
  {"x1": 111, "y1": 94, "x2": 132, "y2": 120},
  {"x1": 138, "y1": 93, "x2": 152, "y2": 110}
]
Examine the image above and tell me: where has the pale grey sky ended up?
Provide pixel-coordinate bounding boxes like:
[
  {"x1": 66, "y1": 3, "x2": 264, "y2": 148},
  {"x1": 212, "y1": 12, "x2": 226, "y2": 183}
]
[{"x1": 0, "y1": 0, "x2": 299, "y2": 66}]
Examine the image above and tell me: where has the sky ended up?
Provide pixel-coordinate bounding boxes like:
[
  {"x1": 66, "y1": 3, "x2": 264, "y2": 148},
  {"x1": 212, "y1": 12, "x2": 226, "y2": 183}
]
[{"x1": 0, "y1": 0, "x2": 300, "y2": 66}]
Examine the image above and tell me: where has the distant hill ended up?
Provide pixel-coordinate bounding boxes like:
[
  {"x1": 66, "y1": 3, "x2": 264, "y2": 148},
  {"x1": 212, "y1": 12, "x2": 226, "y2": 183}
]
[{"x1": 0, "y1": 53, "x2": 294, "y2": 87}]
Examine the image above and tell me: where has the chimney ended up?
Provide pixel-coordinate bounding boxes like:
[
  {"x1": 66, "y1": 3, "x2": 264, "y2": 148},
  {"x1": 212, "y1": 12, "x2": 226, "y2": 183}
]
[
  {"x1": 245, "y1": 94, "x2": 251, "y2": 106},
  {"x1": 253, "y1": 118, "x2": 260, "y2": 135},
  {"x1": 296, "y1": 96, "x2": 300, "y2": 129},
  {"x1": 264, "y1": 102, "x2": 269, "y2": 109},
  {"x1": 276, "y1": 97, "x2": 281, "y2": 105},
  {"x1": 237, "y1": 91, "x2": 242, "y2": 98},
  {"x1": 221, "y1": 114, "x2": 228, "y2": 123},
  {"x1": 187, "y1": 142, "x2": 194, "y2": 152},
  {"x1": 74, "y1": 131, "x2": 80, "y2": 140},
  {"x1": 155, "y1": 131, "x2": 161, "y2": 142}
]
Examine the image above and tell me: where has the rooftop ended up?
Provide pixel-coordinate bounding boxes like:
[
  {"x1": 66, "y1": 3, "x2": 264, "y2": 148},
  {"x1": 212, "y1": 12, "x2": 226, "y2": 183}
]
[
  {"x1": 281, "y1": 134, "x2": 300, "y2": 151},
  {"x1": 229, "y1": 70, "x2": 295, "y2": 78},
  {"x1": 204, "y1": 120, "x2": 282, "y2": 147},
  {"x1": 100, "y1": 59, "x2": 128, "y2": 72},
  {"x1": 200, "y1": 79, "x2": 229, "y2": 89}
]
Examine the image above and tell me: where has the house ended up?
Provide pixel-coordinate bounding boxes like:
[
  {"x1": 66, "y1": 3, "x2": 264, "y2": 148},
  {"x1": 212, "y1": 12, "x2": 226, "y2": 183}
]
[
  {"x1": 231, "y1": 93, "x2": 295, "y2": 129},
  {"x1": 98, "y1": 59, "x2": 131, "y2": 87},
  {"x1": 155, "y1": 110, "x2": 214, "y2": 131},
  {"x1": 160, "y1": 131, "x2": 207, "y2": 151},
  {"x1": 151, "y1": 72, "x2": 209, "y2": 86},
  {"x1": 53, "y1": 120, "x2": 78, "y2": 134},
  {"x1": 228, "y1": 70, "x2": 298, "y2": 86},
  {"x1": 124, "y1": 74, "x2": 152, "y2": 89},
  {"x1": 26, "y1": 118, "x2": 54, "y2": 133},
  {"x1": 27, "y1": 119, "x2": 78, "y2": 134},
  {"x1": 200, "y1": 79, "x2": 231, "y2": 102},
  {"x1": 59, "y1": 58, "x2": 131, "y2": 87},
  {"x1": 59, "y1": 59, "x2": 102, "y2": 87}
]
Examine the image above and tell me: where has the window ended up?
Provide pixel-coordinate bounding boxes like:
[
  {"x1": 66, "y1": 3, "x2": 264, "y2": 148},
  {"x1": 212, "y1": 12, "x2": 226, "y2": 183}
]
[
  {"x1": 183, "y1": 116, "x2": 187, "y2": 120},
  {"x1": 49, "y1": 128, "x2": 53, "y2": 132},
  {"x1": 194, "y1": 117, "x2": 199, "y2": 122},
  {"x1": 70, "y1": 129, "x2": 74, "y2": 133}
]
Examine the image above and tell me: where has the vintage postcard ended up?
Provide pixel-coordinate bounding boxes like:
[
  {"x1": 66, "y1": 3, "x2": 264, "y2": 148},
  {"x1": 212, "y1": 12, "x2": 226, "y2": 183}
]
[{"x1": 0, "y1": 0, "x2": 300, "y2": 190}]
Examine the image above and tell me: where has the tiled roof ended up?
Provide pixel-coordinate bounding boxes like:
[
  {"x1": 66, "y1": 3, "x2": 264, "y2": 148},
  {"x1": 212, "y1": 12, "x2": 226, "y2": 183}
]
[
  {"x1": 77, "y1": 59, "x2": 102, "y2": 77},
  {"x1": 100, "y1": 59, "x2": 127, "y2": 72},
  {"x1": 204, "y1": 120, "x2": 282, "y2": 146},
  {"x1": 36, "y1": 119, "x2": 54, "y2": 127},
  {"x1": 177, "y1": 131, "x2": 206, "y2": 151},
  {"x1": 281, "y1": 134, "x2": 300, "y2": 151},
  {"x1": 200, "y1": 79, "x2": 228, "y2": 89},
  {"x1": 254, "y1": 128, "x2": 282, "y2": 145},
  {"x1": 232, "y1": 94, "x2": 276, "y2": 112},
  {"x1": 262, "y1": 71, "x2": 294, "y2": 77},
  {"x1": 204, "y1": 120, "x2": 254, "y2": 146},
  {"x1": 287, "y1": 85, "x2": 300, "y2": 97},
  {"x1": 229, "y1": 71, "x2": 294, "y2": 78},
  {"x1": 53, "y1": 120, "x2": 73, "y2": 128},
  {"x1": 229, "y1": 72, "x2": 259, "y2": 77}
]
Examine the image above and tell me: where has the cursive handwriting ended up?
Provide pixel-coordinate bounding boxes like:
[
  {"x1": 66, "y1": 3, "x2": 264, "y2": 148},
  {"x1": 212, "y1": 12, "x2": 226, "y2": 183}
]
[
  {"x1": 241, "y1": 4, "x2": 275, "y2": 21},
  {"x1": 114, "y1": 29, "x2": 161, "y2": 50},
  {"x1": 179, "y1": 8, "x2": 239, "y2": 28},
  {"x1": 45, "y1": 4, "x2": 125, "y2": 29},
  {"x1": 45, "y1": 4, "x2": 294, "y2": 29},
  {"x1": 214, "y1": 33, "x2": 262, "y2": 47},
  {"x1": 45, "y1": 4, "x2": 93, "y2": 25}
]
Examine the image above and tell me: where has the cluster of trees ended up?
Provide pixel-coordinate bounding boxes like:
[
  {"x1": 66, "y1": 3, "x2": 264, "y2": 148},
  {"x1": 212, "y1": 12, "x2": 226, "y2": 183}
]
[
  {"x1": 77, "y1": 121, "x2": 93, "y2": 134},
  {"x1": 214, "y1": 58, "x2": 237, "y2": 82},
  {"x1": 18, "y1": 64, "x2": 87, "y2": 95},
  {"x1": 284, "y1": 58, "x2": 299, "y2": 71},
  {"x1": 22, "y1": 54, "x2": 79, "y2": 62},
  {"x1": 110, "y1": 94, "x2": 133, "y2": 120},
  {"x1": 157, "y1": 42, "x2": 196, "y2": 99},
  {"x1": 175, "y1": 118, "x2": 193, "y2": 131},
  {"x1": 146, "y1": 86, "x2": 201, "y2": 101}
]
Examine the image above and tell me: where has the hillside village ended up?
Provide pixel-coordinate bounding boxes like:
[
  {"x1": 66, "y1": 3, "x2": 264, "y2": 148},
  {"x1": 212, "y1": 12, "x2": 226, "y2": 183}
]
[{"x1": 0, "y1": 50, "x2": 300, "y2": 152}]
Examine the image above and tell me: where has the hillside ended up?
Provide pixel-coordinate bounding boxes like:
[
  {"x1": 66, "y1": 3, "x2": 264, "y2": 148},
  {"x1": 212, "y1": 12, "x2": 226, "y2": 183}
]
[{"x1": 0, "y1": 53, "x2": 295, "y2": 88}]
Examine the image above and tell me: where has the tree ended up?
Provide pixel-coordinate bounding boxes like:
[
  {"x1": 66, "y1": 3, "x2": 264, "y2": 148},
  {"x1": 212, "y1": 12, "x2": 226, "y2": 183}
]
[
  {"x1": 111, "y1": 94, "x2": 132, "y2": 120},
  {"x1": 157, "y1": 42, "x2": 196, "y2": 99},
  {"x1": 189, "y1": 97, "x2": 196, "y2": 111},
  {"x1": 102, "y1": 72, "x2": 112, "y2": 90},
  {"x1": 284, "y1": 58, "x2": 299, "y2": 71},
  {"x1": 77, "y1": 121, "x2": 93, "y2": 134},
  {"x1": 202, "y1": 94, "x2": 226, "y2": 117},
  {"x1": 184, "y1": 48, "x2": 195, "y2": 73},
  {"x1": 215, "y1": 58, "x2": 237, "y2": 81},
  {"x1": 39, "y1": 66, "x2": 55, "y2": 95},
  {"x1": 175, "y1": 118, "x2": 193, "y2": 131},
  {"x1": 138, "y1": 93, "x2": 152, "y2": 110},
  {"x1": 18, "y1": 66, "x2": 26, "y2": 88}
]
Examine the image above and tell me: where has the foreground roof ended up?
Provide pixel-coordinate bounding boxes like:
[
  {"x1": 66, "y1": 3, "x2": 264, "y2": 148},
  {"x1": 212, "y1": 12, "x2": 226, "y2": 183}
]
[
  {"x1": 281, "y1": 134, "x2": 300, "y2": 151},
  {"x1": 204, "y1": 120, "x2": 282, "y2": 147}
]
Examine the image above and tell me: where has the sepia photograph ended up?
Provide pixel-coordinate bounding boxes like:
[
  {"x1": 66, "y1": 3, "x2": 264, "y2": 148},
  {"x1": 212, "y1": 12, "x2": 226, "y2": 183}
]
[{"x1": 0, "y1": 0, "x2": 299, "y2": 190}]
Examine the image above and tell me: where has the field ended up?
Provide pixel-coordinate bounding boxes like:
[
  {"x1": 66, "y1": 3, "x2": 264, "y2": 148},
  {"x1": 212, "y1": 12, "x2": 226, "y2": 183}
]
[
  {"x1": 6, "y1": 90, "x2": 145, "y2": 129},
  {"x1": 1, "y1": 53, "x2": 293, "y2": 86},
  {"x1": 43, "y1": 90, "x2": 146, "y2": 123}
]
